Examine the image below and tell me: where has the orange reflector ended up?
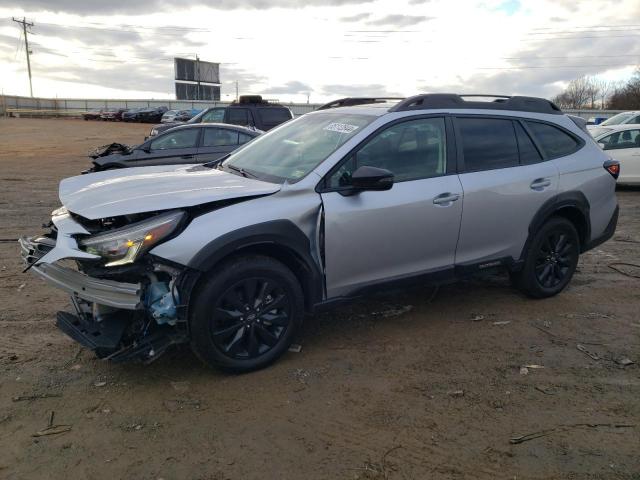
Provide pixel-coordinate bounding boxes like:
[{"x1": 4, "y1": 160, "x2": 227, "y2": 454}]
[{"x1": 144, "y1": 234, "x2": 153, "y2": 242}]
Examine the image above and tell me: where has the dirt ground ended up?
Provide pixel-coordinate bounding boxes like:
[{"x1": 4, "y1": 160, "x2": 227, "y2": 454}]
[{"x1": 0, "y1": 117, "x2": 638, "y2": 480}]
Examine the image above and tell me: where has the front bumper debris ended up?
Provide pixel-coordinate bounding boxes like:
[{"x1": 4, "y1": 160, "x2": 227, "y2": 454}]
[
  {"x1": 20, "y1": 230, "x2": 189, "y2": 363},
  {"x1": 19, "y1": 236, "x2": 143, "y2": 310}
]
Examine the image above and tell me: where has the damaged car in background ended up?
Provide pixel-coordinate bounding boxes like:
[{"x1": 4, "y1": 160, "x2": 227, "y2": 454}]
[
  {"x1": 87, "y1": 124, "x2": 261, "y2": 172},
  {"x1": 20, "y1": 94, "x2": 618, "y2": 372}
]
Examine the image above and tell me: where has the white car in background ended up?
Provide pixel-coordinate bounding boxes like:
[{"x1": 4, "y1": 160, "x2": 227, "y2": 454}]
[
  {"x1": 588, "y1": 111, "x2": 640, "y2": 137},
  {"x1": 160, "y1": 109, "x2": 191, "y2": 123},
  {"x1": 593, "y1": 125, "x2": 640, "y2": 185}
]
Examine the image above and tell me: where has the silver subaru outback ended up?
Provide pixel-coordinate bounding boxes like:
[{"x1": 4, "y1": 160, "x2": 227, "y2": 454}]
[{"x1": 20, "y1": 94, "x2": 619, "y2": 372}]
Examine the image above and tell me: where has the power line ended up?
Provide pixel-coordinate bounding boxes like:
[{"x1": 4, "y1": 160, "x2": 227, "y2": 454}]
[
  {"x1": 13, "y1": 28, "x2": 22, "y2": 60},
  {"x1": 12, "y1": 16, "x2": 33, "y2": 97},
  {"x1": 477, "y1": 63, "x2": 639, "y2": 70},
  {"x1": 532, "y1": 24, "x2": 640, "y2": 30}
]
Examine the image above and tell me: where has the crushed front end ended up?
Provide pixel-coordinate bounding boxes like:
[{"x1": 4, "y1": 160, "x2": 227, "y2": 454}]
[{"x1": 19, "y1": 207, "x2": 197, "y2": 363}]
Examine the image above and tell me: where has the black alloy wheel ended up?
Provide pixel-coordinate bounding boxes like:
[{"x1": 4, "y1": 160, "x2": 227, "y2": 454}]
[
  {"x1": 211, "y1": 277, "x2": 291, "y2": 359},
  {"x1": 511, "y1": 216, "x2": 580, "y2": 298},
  {"x1": 534, "y1": 232, "x2": 576, "y2": 288},
  {"x1": 190, "y1": 255, "x2": 303, "y2": 372}
]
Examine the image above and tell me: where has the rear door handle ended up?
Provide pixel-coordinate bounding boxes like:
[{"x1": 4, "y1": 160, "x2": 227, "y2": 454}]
[
  {"x1": 433, "y1": 193, "x2": 460, "y2": 205},
  {"x1": 530, "y1": 178, "x2": 551, "y2": 190}
]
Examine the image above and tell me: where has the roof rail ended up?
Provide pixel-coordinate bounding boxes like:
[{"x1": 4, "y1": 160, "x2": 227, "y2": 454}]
[
  {"x1": 388, "y1": 94, "x2": 562, "y2": 115},
  {"x1": 232, "y1": 95, "x2": 282, "y2": 106},
  {"x1": 317, "y1": 97, "x2": 404, "y2": 110}
]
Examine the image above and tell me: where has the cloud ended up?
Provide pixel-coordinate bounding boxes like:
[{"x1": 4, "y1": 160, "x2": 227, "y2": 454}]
[
  {"x1": 321, "y1": 83, "x2": 402, "y2": 97},
  {"x1": 419, "y1": 34, "x2": 640, "y2": 98},
  {"x1": 36, "y1": 23, "x2": 143, "y2": 45},
  {"x1": 340, "y1": 13, "x2": 371, "y2": 22},
  {"x1": 39, "y1": 61, "x2": 173, "y2": 95},
  {"x1": 5, "y1": 0, "x2": 374, "y2": 15},
  {"x1": 367, "y1": 14, "x2": 432, "y2": 27},
  {"x1": 263, "y1": 80, "x2": 313, "y2": 94}
]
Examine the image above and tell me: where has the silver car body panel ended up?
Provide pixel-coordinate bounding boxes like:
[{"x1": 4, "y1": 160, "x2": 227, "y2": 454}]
[
  {"x1": 150, "y1": 181, "x2": 324, "y2": 269},
  {"x1": 32, "y1": 261, "x2": 142, "y2": 310},
  {"x1": 321, "y1": 175, "x2": 464, "y2": 298},
  {"x1": 455, "y1": 161, "x2": 559, "y2": 265},
  {"x1": 60, "y1": 164, "x2": 280, "y2": 219}
]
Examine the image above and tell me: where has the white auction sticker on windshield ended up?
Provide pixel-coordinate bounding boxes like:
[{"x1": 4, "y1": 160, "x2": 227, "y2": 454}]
[{"x1": 323, "y1": 123, "x2": 360, "y2": 134}]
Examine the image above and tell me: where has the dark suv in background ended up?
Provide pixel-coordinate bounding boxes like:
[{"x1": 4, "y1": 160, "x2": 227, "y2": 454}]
[
  {"x1": 138, "y1": 106, "x2": 169, "y2": 123},
  {"x1": 148, "y1": 95, "x2": 293, "y2": 137}
]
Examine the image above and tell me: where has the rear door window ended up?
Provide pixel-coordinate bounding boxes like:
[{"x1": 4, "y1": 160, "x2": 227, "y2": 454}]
[
  {"x1": 201, "y1": 108, "x2": 226, "y2": 123},
  {"x1": 227, "y1": 108, "x2": 250, "y2": 126},
  {"x1": 202, "y1": 128, "x2": 239, "y2": 147},
  {"x1": 150, "y1": 129, "x2": 199, "y2": 150},
  {"x1": 525, "y1": 121, "x2": 580, "y2": 158},
  {"x1": 257, "y1": 108, "x2": 293, "y2": 129},
  {"x1": 238, "y1": 132, "x2": 254, "y2": 144},
  {"x1": 458, "y1": 117, "x2": 519, "y2": 171}
]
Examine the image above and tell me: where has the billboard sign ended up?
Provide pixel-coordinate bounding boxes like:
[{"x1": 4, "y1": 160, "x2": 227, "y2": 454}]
[
  {"x1": 174, "y1": 58, "x2": 220, "y2": 84},
  {"x1": 175, "y1": 83, "x2": 221, "y2": 101}
]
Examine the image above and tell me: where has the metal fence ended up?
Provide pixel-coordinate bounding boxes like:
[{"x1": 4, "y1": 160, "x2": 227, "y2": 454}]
[
  {"x1": 0, "y1": 94, "x2": 320, "y2": 118},
  {"x1": 0, "y1": 94, "x2": 628, "y2": 120}
]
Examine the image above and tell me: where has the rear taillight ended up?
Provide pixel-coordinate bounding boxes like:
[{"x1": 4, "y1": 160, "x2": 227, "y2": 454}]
[{"x1": 604, "y1": 159, "x2": 620, "y2": 179}]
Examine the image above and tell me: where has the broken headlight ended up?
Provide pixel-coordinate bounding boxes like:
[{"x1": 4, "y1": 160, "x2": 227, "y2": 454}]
[{"x1": 79, "y1": 210, "x2": 185, "y2": 267}]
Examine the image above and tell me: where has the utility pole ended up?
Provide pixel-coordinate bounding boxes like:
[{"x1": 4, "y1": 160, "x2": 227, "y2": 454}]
[
  {"x1": 235, "y1": 80, "x2": 239, "y2": 101},
  {"x1": 12, "y1": 17, "x2": 34, "y2": 97},
  {"x1": 195, "y1": 54, "x2": 200, "y2": 101}
]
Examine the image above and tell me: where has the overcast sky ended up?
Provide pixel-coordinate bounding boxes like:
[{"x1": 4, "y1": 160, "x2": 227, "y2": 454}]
[{"x1": 1, "y1": 0, "x2": 639, "y2": 102}]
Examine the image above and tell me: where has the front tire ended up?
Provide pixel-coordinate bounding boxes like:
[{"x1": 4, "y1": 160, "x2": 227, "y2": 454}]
[
  {"x1": 512, "y1": 217, "x2": 580, "y2": 298},
  {"x1": 190, "y1": 255, "x2": 304, "y2": 372}
]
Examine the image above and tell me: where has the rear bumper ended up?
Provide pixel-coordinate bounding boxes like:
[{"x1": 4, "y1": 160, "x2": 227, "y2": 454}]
[
  {"x1": 19, "y1": 236, "x2": 143, "y2": 310},
  {"x1": 584, "y1": 204, "x2": 619, "y2": 252}
]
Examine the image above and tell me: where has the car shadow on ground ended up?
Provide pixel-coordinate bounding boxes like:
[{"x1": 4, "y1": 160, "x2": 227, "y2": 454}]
[{"x1": 109, "y1": 271, "x2": 518, "y2": 381}]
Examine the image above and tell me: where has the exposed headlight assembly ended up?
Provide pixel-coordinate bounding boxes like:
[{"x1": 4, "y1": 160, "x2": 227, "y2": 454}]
[{"x1": 79, "y1": 211, "x2": 185, "y2": 267}]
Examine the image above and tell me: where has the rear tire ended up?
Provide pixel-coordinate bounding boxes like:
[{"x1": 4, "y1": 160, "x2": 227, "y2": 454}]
[
  {"x1": 511, "y1": 217, "x2": 580, "y2": 298},
  {"x1": 190, "y1": 255, "x2": 304, "y2": 372}
]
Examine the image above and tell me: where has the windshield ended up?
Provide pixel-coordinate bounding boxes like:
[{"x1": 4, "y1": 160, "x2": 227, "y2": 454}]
[
  {"x1": 601, "y1": 112, "x2": 635, "y2": 126},
  {"x1": 222, "y1": 112, "x2": 376, "y2": 183}
]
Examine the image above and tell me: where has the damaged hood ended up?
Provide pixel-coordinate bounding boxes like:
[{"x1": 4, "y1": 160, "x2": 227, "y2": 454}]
[{"x1": 59, "y1": 164, "x2": 281, "y2": 219}]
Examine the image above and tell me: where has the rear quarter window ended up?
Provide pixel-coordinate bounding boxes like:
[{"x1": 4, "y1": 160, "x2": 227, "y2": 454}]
[
  {"x1": 525, "y1": 121, "x2": 581, "y2": 158},
  {"x1": 257, "y1": 108, "x2": 293, "y2": 129}
]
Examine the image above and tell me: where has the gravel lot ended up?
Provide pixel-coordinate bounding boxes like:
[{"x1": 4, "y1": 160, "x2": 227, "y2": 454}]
[{"x1": 0, "y1": 118, "x2": 638, "y2": 480}]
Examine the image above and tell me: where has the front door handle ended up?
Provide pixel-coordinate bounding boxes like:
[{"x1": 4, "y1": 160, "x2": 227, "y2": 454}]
[
  {"x1": 433, "y1": 193, "x2": 460, "y2": 205},
  {"x1": 530, "y1": 178, "x2": 551, "y2": 191}
]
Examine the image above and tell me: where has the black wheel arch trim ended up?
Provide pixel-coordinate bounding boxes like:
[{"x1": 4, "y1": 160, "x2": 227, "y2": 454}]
[
  {"x1": 187, "y1": 220, "x2": 324, "y2": 310},
  {"x1": 523, "y1": 191, "x2": 591, "y2": 259}
]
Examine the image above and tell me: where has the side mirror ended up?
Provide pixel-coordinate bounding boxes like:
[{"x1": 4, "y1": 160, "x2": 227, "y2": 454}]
[
  {"x1": 597, "y1": 142, "x2": 606, "y2": 149},
  {"x1": 349, "y1": 166, "x2": 394, "y2": 192},
  {"x1": 141, "y1": 145, "x2": 151, "y2": 153}
]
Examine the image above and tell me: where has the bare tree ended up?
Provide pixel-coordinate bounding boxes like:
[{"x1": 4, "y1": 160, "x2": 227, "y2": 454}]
[
  {"x1": 594, "y1": 79, "x2": 613, "y2": 109},
  {"x1": 562, "y1": 76, "x2": 591, "y2": 109},
  {"x1": 585, "y1": 76, "x2": 600, "y2": 109},
  {"x1": 608, "y1": 69, "x2": 640, "y2": 109}
]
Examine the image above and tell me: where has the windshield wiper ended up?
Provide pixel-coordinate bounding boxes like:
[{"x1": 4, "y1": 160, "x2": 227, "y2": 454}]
[
  {"x1": 224, "y1": 164, "x2": 259, "y2": 179},
  {"x1": 203, "y1": 153, "x2": 231, "y2": 169}
]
